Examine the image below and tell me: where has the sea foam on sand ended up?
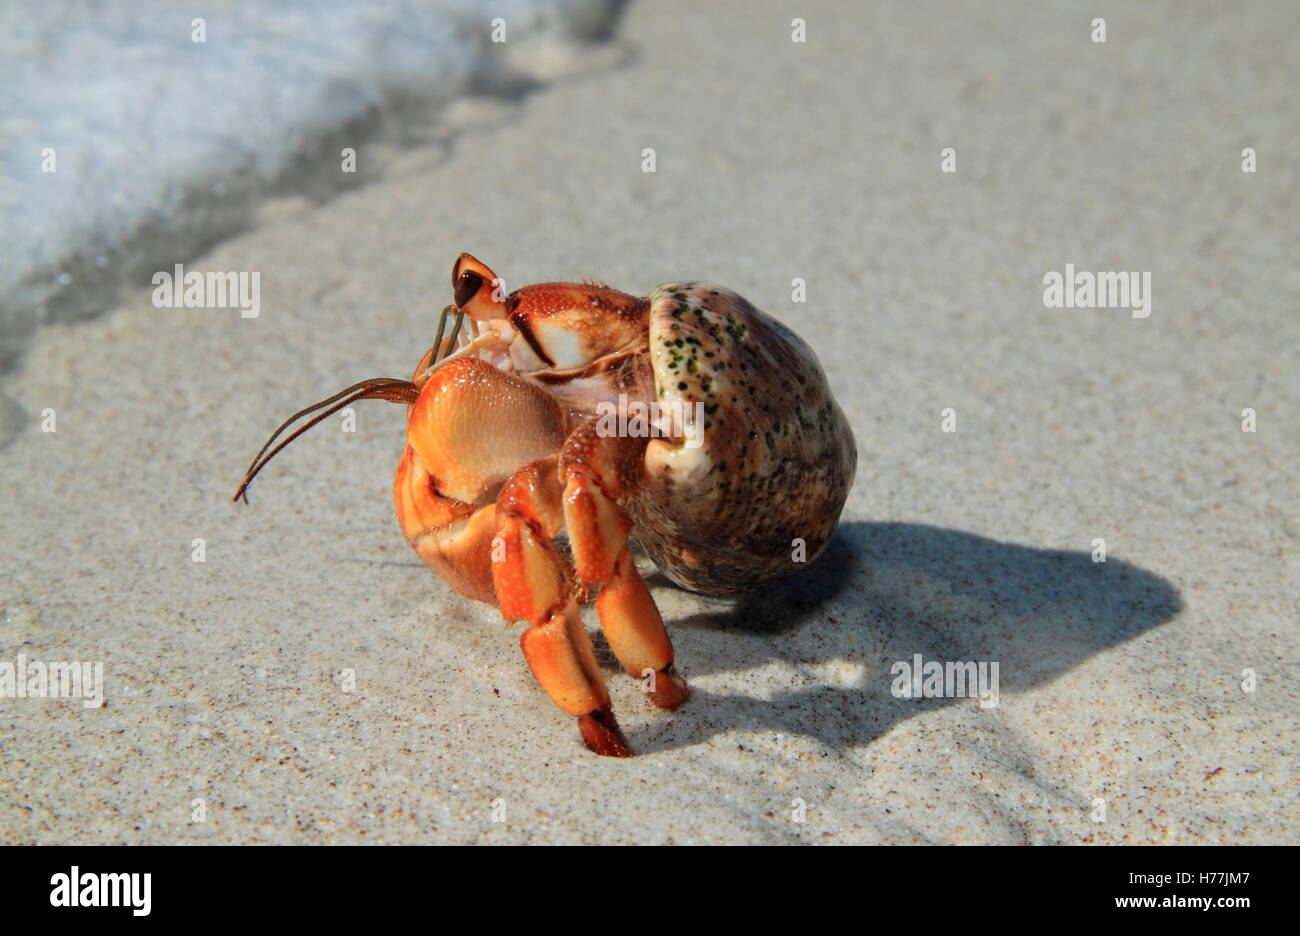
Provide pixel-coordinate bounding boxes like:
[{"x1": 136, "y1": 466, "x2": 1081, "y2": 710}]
[{"x1": 0, "y1": 0, "x2": 621, "y2": 336}]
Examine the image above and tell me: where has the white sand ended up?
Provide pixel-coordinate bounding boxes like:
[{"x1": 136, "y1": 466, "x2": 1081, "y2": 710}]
[{"x1": 2, "y1": 0, "x2": 1296, "y2": 844}]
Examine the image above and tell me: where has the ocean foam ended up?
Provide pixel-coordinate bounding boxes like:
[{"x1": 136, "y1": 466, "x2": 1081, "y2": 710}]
[{"x1": 0, "y1": 0, "x2": 621, "y2": 346}]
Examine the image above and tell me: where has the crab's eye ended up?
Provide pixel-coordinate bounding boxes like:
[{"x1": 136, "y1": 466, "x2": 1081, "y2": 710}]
[{"x1": 455, "y1": 271, "x2": 484, "y2": 309}]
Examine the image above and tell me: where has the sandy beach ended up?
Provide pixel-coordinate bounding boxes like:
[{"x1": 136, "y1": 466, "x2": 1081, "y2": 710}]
[{"x1": 2, "y1": 0, "x2": 1297, "y2": 844}]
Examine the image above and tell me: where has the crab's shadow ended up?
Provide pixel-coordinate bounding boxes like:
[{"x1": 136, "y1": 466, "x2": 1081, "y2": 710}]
[{"x1": 630, "y1": 521, "x2": 1182, "y2": 754}]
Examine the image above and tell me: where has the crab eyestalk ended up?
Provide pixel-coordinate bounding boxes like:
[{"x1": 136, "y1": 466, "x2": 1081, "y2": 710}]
[{"x1": 452, "y1": 252, "x2": 507, "y2": 319}]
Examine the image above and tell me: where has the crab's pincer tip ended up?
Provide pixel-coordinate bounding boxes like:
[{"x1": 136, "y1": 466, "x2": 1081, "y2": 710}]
[{"x1": 578, "y1": 709, "x2": 634, "y2": 757}]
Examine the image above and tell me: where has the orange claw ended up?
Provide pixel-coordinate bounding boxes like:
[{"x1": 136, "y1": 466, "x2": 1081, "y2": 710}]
[
  {"x1": 395, "y1": 354, "x2": 568, "y2": 606},
  {"x1": 393, "y1": 444, "x2": 498, "y2": 604}
]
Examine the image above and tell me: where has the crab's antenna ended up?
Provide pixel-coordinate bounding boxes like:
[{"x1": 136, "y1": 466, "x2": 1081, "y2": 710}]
[{"x1": 233, "y1": 377, "x2": 419, "y2": 504}]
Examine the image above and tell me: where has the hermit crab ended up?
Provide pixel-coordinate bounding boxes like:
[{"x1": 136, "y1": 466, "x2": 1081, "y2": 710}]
[{"x1": 235, "y1": 255, "x2": 856, "y2": 756}]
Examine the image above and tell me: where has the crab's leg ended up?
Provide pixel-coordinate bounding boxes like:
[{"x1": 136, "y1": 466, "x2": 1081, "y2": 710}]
[
  {"x1": 493, "y1": 456, "x2": 632, "y2": 757},
  {"x1": 560, "y1": 421, "x2": 690, "y2": 710},
  {"x1": 394, "y1": 444, "x2": 498, "y2": 604}
]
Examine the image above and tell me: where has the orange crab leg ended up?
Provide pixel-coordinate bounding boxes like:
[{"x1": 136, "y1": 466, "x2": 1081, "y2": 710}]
[
  {"x1": 561, "y1": 422, "x2": 690, "y2": 710},
  {"x1": 494, "y1": 457, "x2": 631, "y2": 756}
]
